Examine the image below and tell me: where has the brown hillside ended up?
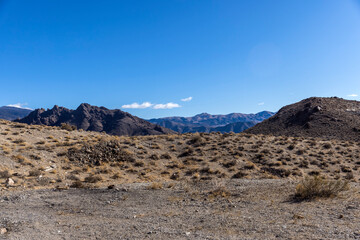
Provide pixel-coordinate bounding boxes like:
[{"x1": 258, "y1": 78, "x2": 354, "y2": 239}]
[
  {"x1": 0, "y1": 119, "x2": 359, "y2": 191},
  {"x1": 245, "y1": 97, "x2": 360, "y2": 141}
]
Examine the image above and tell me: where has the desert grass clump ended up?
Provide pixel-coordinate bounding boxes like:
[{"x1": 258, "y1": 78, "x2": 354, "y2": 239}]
[
  {"x1": 232, "y1": 171, "x2": 246, "y2": 179},
  {"x1": 111, "y1": 173, "x2": 121, "y2": 179},
  {"x1": 13, "y1": 154, "x2": 29, "y2": 164},
  {"x1": 12, "y1": 138, "x2": 25, "y2": 144},
  {"x1": 66, "y1": 174, "x2": 80, "y2": 181},
  {"x1": 0, "y1": 170, "x2": 11, "y2": 179},
  {"x1": 295, "y1": 176, "x2": 349, "y2": 200},
  {"x1": 160, "y1": 153, "x2": 172, "y2": 159},
  {"x1": 28, "y1": 169, "x2": 42, "y2": 177},
  {"x1": 323, "y1": 143, "x2": 332, "y2": 149},
  {"x1": 208, "y1": 187, "x2": 231, "y2": 198},
  {"x1": 61, "y1": 123, "x2": 77, "y2": 131},
  {"x1": 84, "y1": 174, "x2": 102, "y2": 183},
  {"x1": 187, "y1": 133, "x2": 204, "y2": 147},
  {"x1": 1, "y1": 146, "x2": 11, "y2": 154},
  {"x1": 70, "y1": 180, "x2": 85, "y2": 188},
  {"x1": 178, "y1": 147, "x2": 194, "y2": 158}
]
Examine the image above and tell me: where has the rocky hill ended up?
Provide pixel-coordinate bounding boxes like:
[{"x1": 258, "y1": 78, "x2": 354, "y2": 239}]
[
  {"x1": 0, "y1": 106, "x2": 32, "y2": 120},
  {"x1": 149, "y1": 111, "x2": 274, "y2": 133},
  {"x1": 15, "y1": 103, "x2": 174, "y2": 136},
  {"x1": 245, "y1": 97, "x2": 360, "y2": 141}
]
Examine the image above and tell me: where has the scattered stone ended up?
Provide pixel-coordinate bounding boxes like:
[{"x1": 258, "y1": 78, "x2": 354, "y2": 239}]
[
  {"x1": 44, "y1": 166, "x2": 53, "y2": 172},
  {"x1": 5, "y1": 178, "x2": 15, "y2": 187},
  {"x1": 0, "y1": 228, "x2": 7, "y2": 235}
]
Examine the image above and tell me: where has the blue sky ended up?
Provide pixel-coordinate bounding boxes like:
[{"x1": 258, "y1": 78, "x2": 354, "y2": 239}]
[{"x1": 1, "y1": 0, "x2": 360, "y2": 118}]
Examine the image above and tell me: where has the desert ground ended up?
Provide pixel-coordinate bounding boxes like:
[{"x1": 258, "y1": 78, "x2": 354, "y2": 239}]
[{"x1": 0, "y1": 119, "x2": 359, "y2": 239}]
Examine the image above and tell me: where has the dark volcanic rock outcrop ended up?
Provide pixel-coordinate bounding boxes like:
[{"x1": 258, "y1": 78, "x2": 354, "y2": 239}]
[
  {"x1": 0, "y1": 106, "x2": 32, "y2": 120},
  {"x1": 149, "y1": 111, "x2": 274, "y2": 133},
  {"x1": 15, "y1": 103, "x2": 174, "y2": 136},
  {"x1": 245, "y1": 97, "x2": 360, "y2": 141}
]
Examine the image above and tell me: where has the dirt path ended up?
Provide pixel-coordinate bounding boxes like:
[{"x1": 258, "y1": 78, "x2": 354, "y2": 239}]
[{"x1": 0, "y1": 179, "x2": 359, "y2": 240}]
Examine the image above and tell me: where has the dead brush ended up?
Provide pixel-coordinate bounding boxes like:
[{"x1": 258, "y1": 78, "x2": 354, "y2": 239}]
[
  {"x1": 28, "y1": 169, "x2": 42, "y2": 177},
  {"x1": 187, "y1": 133, "x2": 204, "y2": 147},
  {"x1": 61, "y1": 123, "x2": 77, "y2": 131},
  {"x1": 84, "y1": 174, "x2": 102, "y2": 183},
  {"x1": 295, "y1": 176, "x2": 349, "y2": 200},
  {"x1": 0, "y1": 170, "x2": 11, "y2": 179},
  {"x1": 208, "y1": 187, "x2": 231, "y2": 198},
  {"x1": 70, "y1": 180, "x2": 86, "y2": 188}
]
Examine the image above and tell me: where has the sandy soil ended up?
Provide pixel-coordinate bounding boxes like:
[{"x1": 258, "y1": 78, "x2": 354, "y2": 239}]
[{"x1": 0, "y1": 179, "x2": 359, "y2": 240}]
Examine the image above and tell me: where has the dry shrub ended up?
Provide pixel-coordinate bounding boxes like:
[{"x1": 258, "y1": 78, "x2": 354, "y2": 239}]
[
  {"x1": 208, "y1": 187, "x2": 231, "y2": 198},
  {"x1": 29, "y1": 169, "x2": 42, "y2": 177},
  {"x1": 61, "y1": 123, "x2": 77, "y2": 131},
  {"x1": 66, "y1": 174, "x2": 80, "y2": 181},
  {"x1": 111, "y1": 173, "x2": 121, "y2": 179},
  {"x1": 232, "y1": 171, "x2": 246, "y2": 179},
  {"x1": 70, "y1": 180, "x2": 85, "y2": 188},
  {"x1": 178, "y1": 147, "x2": 194, "y2": 158},
  {"x1": 160, "y1": 153, "x2": 172, "y2": 159},
  {"x1": 12, "y1": 138, "x2": 25, "y2": 144},
  {"x1": 187, "y1": 133, "x2": 204, "y2": 147},
  {"x1": 84, "y1": 174, "x2": 102, "y2": 183},
  {"x1": 0, "y1": 170, "x2": 11, "y2": 179},
  {"x1": 295, "y1": 176, "x2": 349, "y2": 200},
  {"x1": 323, "y1": 143, "x2": 332, "y2": 149},
  {"x1": 222, "y1": 160, "x2": 236, "y2": 168}
]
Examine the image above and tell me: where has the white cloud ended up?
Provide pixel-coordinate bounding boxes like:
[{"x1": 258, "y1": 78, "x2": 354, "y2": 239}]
[
  {"x1": 6, "y1": 103, "x2": 32, "y2": 110},
  {"x1": 153, "y1": 102, "x2": 181, "y2": 109},
  {"x1": 347, "y1": 94, "x2": 358, "y2": 97},
  {"x1": 258, "y1": 102, "x2": 265, "y2": 106},
  {"x1": 121, "y1": 101, "x2": 181, "y2": 110},
  {"x1": 121, "y1": 102, "x2": 153, "y2": 109},
  {"x1": 181, "y1": 97, "x2": 193, "y2": 102}
]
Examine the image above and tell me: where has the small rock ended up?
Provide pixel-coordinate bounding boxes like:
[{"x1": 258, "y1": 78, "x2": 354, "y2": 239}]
[
  {"x1": 107, "y1": 185, "x2": 115, "y2": 189},
  {"x1": 0, "y1": 228, "x2": 7, "y2": 235},
  {"x1": 6, "y1": 178, "x2": 15, "y2": 187},
  {"x1": 44, "y1": 167, "x2": 53, "y2": 172},
  {"x1": 185, "y1": 232, "x2": 191, "y2": 236},
  {"x1": 313, "y1": 106, "x2": 322, "y2": 112},
  {"x1": 120, "y1": 188, "x2": 128, "y2": 192}
]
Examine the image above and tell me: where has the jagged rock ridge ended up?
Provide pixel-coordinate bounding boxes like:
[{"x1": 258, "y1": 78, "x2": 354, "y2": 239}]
[{"x1": 15, "y1": 103, "x2": 174, "y2": 136}]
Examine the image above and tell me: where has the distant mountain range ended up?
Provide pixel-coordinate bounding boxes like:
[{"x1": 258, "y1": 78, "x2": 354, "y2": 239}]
[
  {"x1": 0, "y1": 106, "x2": 33, "y2": 120},
  {"x1": 5, "y1": 97, "x2": 360, "y2": 140},
  {"x1": 5, "y1": 102, "x2": 275, "y2": 135},
  {"x1": 245, "y1": 97, "x2": 360, "y2": 141},
  {"x1": 148, "y1": 111, "x2": 275, "y2": 133},
  {"x1": 15, "y1": 103, "x2": 174, "y2": 136}
]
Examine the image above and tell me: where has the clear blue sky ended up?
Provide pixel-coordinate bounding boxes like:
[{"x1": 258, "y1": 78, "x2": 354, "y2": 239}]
[{"x1": 1, "y1": 0, "x2": 360, "y2": 118}]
